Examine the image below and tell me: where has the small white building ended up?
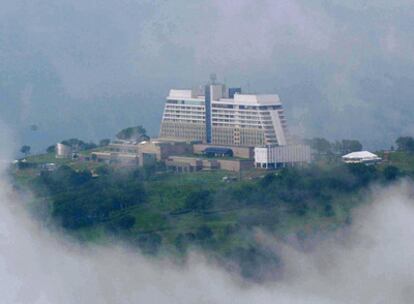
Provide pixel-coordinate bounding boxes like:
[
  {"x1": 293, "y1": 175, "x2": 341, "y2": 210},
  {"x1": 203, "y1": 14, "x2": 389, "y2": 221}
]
[
  {"x1": 254, "y1": 144, "x2": 311, "y2": 169},
  {"x1": 342, "y1": 151, "x2": 381, "y2": 165}
]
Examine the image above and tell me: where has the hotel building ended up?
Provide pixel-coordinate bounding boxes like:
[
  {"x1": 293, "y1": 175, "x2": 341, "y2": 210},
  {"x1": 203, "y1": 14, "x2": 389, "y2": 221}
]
[{"x1": 159, "y1": 83, "x2": 288, "y2": 147}]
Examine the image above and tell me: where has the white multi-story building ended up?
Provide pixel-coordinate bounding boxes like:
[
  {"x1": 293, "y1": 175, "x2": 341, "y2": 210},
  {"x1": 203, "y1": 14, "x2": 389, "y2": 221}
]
[{"x1": 159, "y1": 83, "x2": 288, "y2": 147}]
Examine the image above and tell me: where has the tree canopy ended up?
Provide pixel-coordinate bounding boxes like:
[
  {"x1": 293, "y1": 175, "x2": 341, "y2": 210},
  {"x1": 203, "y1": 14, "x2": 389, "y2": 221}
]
[
  {"x1": 99, "y1": 139, "x2": 111, "y2": 147},
  {"x1": 20, "y1": 145, "x2": 31, "y2": 156},
  {"x1": 396, "y1": 136, "x2": 414, "y2": 152},
  {"x1": 306, "y1": 138, "x2": 362, "y2": 156},
  {"x1": 60, "y1": 138, "x2": 97, "y2": 151},
  {"x1": 116, "y1": 126, "x2": 149, "y2": 142}
]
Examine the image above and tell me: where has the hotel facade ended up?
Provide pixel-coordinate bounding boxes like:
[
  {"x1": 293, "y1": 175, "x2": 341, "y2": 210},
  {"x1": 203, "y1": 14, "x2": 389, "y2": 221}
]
[{"x1": 159, "y1": 84, "x2": 288, "y2": 147}]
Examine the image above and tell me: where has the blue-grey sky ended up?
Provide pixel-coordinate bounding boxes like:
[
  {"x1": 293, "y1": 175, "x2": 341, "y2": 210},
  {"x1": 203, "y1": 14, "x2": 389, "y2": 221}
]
[{"x1": 2, "y1": 0, "x2": 414, "y2": 152}]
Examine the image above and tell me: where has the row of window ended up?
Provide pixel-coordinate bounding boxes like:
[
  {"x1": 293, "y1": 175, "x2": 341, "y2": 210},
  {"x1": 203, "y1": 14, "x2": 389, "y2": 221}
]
[
  {"x1": 167, "y1": 99, "x2": 204, "y2": 106},
  {"x1": 163, "y1": 118, "x2": 206, "y2": 124},
  {"x1": 165, "y1": 107, "x2": 204, "y2": 112},
  {"x1": 160, "y1": 127, "x2": 205, "y2": 139},
  {"x1": 164, "y1": 113, "x2": 205, "y2": 118},
  {"x1": 160, "y1": 122, "x2": 279, "y2": 146},
  {"x1": 212, "y1": 104, "x2": 282, "y2": 110},
  {"x1": 212, "y1": 109, "x2": 282, "y2": 115}
]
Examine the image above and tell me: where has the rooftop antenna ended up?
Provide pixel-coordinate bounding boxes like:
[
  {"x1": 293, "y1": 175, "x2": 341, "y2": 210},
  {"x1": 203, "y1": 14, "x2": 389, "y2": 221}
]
[{"x1": 209, "y1": 73, "x2": 217, "y2": 85}]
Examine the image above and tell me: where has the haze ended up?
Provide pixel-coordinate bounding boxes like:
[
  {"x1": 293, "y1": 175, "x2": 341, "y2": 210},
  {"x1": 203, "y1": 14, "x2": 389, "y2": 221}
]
[{"x1": 2, "y1": 0, "x2": 414, "y2": 152}]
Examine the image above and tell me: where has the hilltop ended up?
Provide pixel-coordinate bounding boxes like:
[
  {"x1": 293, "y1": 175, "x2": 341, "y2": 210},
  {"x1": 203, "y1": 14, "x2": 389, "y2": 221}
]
[{"x1": 10, "y1": 136, "x2": 414, "y2": 280}]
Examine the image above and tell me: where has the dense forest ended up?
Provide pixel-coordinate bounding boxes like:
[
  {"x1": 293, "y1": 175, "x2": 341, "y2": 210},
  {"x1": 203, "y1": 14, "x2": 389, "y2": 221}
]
[{"x1": 14, "y1": 157, "x2": 404, "y2": 280}]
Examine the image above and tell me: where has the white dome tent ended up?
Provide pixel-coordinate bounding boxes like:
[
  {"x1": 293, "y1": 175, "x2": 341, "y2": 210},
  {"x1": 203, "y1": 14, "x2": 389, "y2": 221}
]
[{"x1": 342, "y1": 151, "x2": 382, "y2": 165}]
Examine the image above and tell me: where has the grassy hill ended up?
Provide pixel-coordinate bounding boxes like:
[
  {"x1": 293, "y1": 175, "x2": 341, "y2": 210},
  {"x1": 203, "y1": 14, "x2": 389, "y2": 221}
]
[{"x1": 10, "y1": 149, "x2": 414, "y2": 280}]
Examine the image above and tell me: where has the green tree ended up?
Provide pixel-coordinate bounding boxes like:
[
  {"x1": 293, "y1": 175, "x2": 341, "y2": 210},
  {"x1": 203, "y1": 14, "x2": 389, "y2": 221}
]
[
  {"x1": 116, "y1": 126, "x2": 149, "y2": 142},
  {"x1": 137, "y1": 233, "x2": 162, "y2": 254},
  {"x1": 20, "y1": 145, "x2": 31, "y2": 156},
  {"x1": 195, "y1": 225, "x2": 214, "y2": 241},
  {"x1": 99, "y1": 139, "x2": 111, "y2": 147},
  {"x1": 61, "y1": 138, "x2": 97, "y2": 151},
  {"x1": 116, "y1": 215, "x2": 136, "y2": 230},
  {"x1": 383, "y1": 165, "x2": 400, "y2": 181},
  {"x1": 396, "y1": 136, "x2": 414, "y2": 152},
  {"x1": 174, "y1": 234, "x2": 187, "y2": 252},
  {"x1": 185, "y1": 190, "x2": 213, "y2": 212},
  {"x1": 324, "y1": 204, "x2": 335, "y2": 217},
  {"x1": 336, "y1": 139, "x2": 363, "y2": 155},
  {"x1": 42, "y1": 166, "x2": 146, "y2": 229},
  {"x1": 348, "y1": 163, "x2": 378, "y2": 186},
  {"x1": 46, "y1": 145, "x2": 56, "y2": 154},
  {"x1": 61, "y1": 138, "x2": 85, "y2": 148},
  {"x1": 260, "y1": 173, "x2": 276, "y2": 188},
  {"x1": 308, "y1": 137, "x2": 331, "y2": 154}
]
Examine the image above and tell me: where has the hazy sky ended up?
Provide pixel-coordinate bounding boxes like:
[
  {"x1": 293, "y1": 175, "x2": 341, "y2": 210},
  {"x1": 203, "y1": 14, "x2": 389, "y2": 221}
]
[{"x1": 1, "y1": 0, "x2": 414, "y2": 152}]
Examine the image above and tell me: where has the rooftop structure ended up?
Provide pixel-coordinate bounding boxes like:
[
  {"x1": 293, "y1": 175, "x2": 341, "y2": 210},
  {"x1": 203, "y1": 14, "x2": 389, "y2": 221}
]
[
  {"x1": 159, "y1": 83, "x2": 288, "y2": 147},
  {"x1": 193, "y1": 144, "x2": 254, "y2": 159},
  {"x1": 202, "y1": 147, "x2": 233, "y2": 158},
  {"x1": 342, "y1": 151, "x2": 381, "y2": 165}
]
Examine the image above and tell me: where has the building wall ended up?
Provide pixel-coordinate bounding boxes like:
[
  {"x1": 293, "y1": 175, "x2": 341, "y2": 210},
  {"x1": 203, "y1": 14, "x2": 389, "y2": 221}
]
[
  {"x1": 161, "y1": 98, "x2": 206, "y2": 124},
  {"x1": 56, "y1": 143, "x2": 72, "y2": 158},
  {"x1": 210, "y1": 126, "x2": 266, "y2": 146},
  {"x1": 217, "y1": 159, "x2": 253, "y2": 172},
  {"x1": 108, "y1": 143, "x2": 140, "y2": 154},
  {"x1": 255, "y1": 144, "x2": 311, "y2": 168},
  {"x1": 95, "y1": 141, "x2": 193, "y2": 167},
  {"x1": 91, "y1": 152, "x2": 139, "y2": 166},
  {"x1": 165, "y1": 156, "x2": 253, "y2": 172},
  {"x1": 159, "y1": 142, "x2": 192, "y2": 159},
  {"x1": 165, "y1": 156, "x2": 203, "y2": 172},
  {"x1": 211, "y1": 126, "x2": 234, "y2": 145},
  {"x1": 239, "y1": 128, "x2": 266, "y2": 146},
  {"x1": 211, "y1": 101, "x2": 287, "y2": 146},
  {"x1": 268, "y1": 109, "x2": 287, "y2": 145},
  {"x1": 201, "y1": 159, "x2": 220, "y2": 169},
  {"x1": 159, "y1": 121, "x2": 206, "y2": 142},
  {"x1": 139, "y1": 141, "x2": 193, "y2": 162}
]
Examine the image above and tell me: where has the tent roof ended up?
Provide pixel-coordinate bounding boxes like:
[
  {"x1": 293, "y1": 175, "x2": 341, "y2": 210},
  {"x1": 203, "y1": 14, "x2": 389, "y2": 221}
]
[{"x1": 342, "y1": 151, "x2": 379, "y2": 159}]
